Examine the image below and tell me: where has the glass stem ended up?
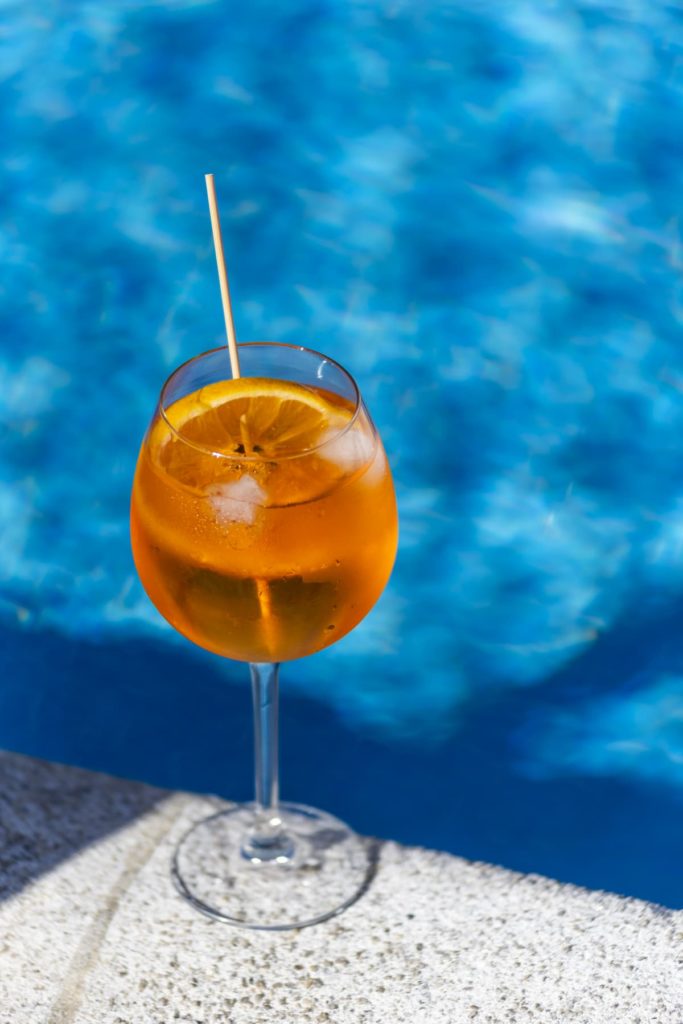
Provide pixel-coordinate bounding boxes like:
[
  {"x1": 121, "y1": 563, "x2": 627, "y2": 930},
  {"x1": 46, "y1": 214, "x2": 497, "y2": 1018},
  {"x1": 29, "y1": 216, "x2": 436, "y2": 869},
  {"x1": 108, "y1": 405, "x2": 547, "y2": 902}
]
[
  {"x1": 251, "y1": 661, "x2": 280, "y2": 814},
  {"x1": 242, "y1": 662, "x2": 294, "y2": 863}
]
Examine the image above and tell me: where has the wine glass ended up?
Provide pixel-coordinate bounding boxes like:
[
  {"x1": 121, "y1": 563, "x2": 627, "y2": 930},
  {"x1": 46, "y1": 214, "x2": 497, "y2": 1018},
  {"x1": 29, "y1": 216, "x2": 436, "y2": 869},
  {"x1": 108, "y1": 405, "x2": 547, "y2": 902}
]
[{"x1": 130, "y1": 342, "x2": 398, "y2": 928}]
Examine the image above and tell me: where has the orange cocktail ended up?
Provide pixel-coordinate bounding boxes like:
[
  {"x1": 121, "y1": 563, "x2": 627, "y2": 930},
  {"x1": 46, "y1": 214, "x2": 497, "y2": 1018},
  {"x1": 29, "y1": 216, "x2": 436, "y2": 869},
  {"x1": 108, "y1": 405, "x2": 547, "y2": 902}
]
[
  {"x1": 131, "y1": 357, "x2": 397, "y2": 664},
  {"x1": 130, "y1": 341, "x2": 397, "y2": 930}
]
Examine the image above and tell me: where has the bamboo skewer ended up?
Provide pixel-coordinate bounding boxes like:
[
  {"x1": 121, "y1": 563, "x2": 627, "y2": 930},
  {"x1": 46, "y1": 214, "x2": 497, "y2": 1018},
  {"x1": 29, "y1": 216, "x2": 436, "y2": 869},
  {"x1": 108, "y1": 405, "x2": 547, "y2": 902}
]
[
  {"x1": 205, "y1": 172, "x2": 241, "y2": 379},
  {"x1": 205, "y1": 174, "x2": 277, "y2": 643}
]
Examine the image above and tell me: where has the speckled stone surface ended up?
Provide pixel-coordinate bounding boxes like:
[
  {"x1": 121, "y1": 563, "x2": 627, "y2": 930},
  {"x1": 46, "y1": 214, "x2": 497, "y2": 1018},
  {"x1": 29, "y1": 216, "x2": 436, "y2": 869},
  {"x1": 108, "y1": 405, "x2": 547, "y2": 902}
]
[{"x1": 1, "y1": 751, "x2": 681, "y2": 1023}]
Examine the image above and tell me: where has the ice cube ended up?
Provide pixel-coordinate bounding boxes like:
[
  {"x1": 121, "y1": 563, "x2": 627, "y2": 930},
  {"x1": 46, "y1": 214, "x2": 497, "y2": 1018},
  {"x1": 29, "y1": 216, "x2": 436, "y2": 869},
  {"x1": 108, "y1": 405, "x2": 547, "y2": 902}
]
[
  {"x1": 208, "y1": 474, "x2": 266, "y2": 525},
  {"x1": 321, "y1": 422, "x2": 376, "y2": 476}
]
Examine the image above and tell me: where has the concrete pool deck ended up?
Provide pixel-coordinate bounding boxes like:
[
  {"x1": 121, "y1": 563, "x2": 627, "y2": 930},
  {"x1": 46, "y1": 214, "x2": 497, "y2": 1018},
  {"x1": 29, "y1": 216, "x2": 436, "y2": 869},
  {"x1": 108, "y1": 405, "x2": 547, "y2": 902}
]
[{"x1": 0, "y1": 751, "x2": 680, "y2": 1023}]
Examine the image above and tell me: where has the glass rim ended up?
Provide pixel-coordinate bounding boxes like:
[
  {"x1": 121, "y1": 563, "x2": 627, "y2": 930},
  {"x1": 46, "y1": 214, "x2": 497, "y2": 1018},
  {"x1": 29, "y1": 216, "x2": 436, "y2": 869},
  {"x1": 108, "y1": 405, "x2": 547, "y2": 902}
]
[{"x1": 157, "y1": 341, "x2": 363, "y2": 463}]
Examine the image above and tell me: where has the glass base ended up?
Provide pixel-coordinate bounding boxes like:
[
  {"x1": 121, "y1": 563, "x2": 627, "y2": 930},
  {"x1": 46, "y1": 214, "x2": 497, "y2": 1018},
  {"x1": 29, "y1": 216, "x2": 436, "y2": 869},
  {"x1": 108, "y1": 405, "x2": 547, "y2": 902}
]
[{"x1": 171, "y1": 802, "x2": 376, "y2": 930}]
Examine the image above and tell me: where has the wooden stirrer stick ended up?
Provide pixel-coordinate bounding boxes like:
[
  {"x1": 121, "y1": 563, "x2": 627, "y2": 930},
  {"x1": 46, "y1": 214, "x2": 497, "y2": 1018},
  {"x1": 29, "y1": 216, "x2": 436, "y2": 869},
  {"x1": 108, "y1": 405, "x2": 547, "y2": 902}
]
[{"x1": 205, "y1": 173, "x2": 241, "y2": 379}]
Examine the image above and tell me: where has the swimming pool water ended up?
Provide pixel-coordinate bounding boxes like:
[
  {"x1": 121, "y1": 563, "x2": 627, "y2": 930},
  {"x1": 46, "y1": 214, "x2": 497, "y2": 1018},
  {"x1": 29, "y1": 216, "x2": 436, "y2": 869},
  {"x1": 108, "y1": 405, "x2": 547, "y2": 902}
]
[{"x1": 1, "y1": 0, "x2": 682, "y2": 906}]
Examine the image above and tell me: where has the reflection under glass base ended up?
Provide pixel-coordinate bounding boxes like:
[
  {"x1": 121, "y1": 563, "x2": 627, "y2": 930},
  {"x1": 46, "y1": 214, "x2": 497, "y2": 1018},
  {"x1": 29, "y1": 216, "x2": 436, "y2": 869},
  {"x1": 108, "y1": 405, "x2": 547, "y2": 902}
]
[{"x1": 171, "y1": 802, "x2": 375, "y2": 930}]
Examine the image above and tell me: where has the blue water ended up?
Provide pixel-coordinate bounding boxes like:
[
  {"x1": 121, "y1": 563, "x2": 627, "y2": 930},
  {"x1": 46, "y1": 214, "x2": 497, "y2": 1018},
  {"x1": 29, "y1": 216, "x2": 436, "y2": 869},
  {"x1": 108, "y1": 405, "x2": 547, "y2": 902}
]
[{"x1": 1, "y1": 1, "x2": 683, "y2": 906}]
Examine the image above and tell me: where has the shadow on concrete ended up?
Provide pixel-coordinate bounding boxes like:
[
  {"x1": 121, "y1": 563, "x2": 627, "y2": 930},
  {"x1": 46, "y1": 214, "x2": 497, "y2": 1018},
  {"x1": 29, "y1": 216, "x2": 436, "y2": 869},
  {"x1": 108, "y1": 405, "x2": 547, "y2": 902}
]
[
  {"x1": 0, "y1": 750, "x2": 163, "y2": 904},
  {"x1": 1, "y1": 610, "x2": 682, "y2": 907}
]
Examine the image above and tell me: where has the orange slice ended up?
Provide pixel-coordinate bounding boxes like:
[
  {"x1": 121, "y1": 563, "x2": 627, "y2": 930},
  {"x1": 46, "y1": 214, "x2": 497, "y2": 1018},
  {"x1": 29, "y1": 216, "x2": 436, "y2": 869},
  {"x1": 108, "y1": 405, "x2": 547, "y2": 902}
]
[{"x1": 151, "y1": 377, "x2": 354, "y2": 500}]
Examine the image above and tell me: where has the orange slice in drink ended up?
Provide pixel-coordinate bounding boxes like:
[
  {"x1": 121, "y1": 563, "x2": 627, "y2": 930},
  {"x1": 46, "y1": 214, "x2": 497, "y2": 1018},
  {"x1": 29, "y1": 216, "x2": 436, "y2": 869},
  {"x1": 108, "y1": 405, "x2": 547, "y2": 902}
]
[
  {"x1": 163, "y1": 377, "x2": 350, "y2": 457},
  {"x1": 151, "y1": 377, "x2": 355, "y2": 502}
]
